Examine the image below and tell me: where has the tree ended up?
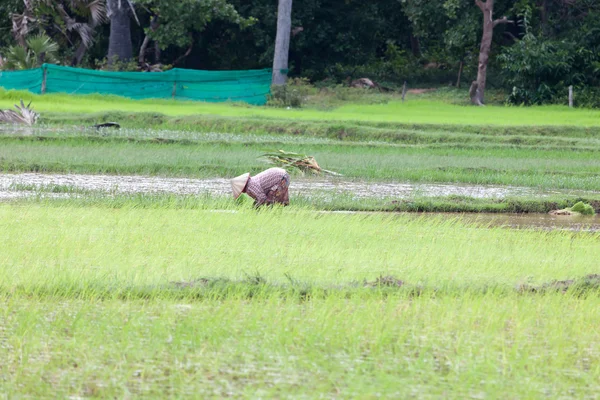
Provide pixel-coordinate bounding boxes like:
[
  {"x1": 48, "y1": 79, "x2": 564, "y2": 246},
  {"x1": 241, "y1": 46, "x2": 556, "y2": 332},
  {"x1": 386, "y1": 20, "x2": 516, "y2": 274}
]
[
  {"x1": 498, "y1": 1, "x2": 600, "y2": 106},
  {"x1": 107, "y1": 0, "x2": 137, "y2": 63},
  {"x1": 135, "y1": 0, "x2": 252, "y2": 66},
  {"x1": 472, "y1": 0, "x2": 513, "y2": 104},
  {"x1": 272, "y1": 0, "x2": 292, "y2": 85}
]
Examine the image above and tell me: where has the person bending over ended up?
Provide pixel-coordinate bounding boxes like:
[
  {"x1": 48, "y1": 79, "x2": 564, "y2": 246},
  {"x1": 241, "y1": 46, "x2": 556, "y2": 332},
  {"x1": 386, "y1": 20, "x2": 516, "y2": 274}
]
[{"x1": 231, "y1": 167, "x2": 290, "y2": 206}]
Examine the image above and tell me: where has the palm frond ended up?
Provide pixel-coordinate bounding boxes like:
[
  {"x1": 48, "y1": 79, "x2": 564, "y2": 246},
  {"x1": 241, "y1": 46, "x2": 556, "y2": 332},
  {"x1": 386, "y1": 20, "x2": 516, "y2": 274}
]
[
  {"x1": 26, "y1": 33, "x2": 60, "y2": 65},
  {"x1": 69, "y1": 22, "x2": 94, "y2": 47},
  {"x1": 0, "y1": 100, "x2": 39, "y2": 126},
  {"x1": 68, "y1": 0, "x2": 107, "y2": 26},
  {"x1": 11, "y1": 13, "x2": 36, "y2": 45},
  {"x1": 87, "y1": 0, "x2": 108, "y2": 25},
  {"x1": 27, "y1": 33, "x2": 60, "y2": 56},
  {"x1": 4, "y1": 45, "x2": 34, "y2": 70}
]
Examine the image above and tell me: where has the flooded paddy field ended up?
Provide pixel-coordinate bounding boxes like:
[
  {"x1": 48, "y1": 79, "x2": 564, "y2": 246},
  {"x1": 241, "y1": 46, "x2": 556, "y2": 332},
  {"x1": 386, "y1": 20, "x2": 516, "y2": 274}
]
[
  {"x1": 3, "y1": 172, "x2": 600, "y2": 231},
  {"x1": 4, "y1": 125, "x2": 600, "y2": 191},
  {"x1": 0, "y1": 171, "x2": 581, "y2": 199}
]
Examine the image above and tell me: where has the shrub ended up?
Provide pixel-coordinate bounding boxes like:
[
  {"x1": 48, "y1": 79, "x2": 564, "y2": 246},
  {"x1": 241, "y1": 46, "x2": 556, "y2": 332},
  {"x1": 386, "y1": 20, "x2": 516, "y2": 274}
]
[{"x1": 267, "y1": 77, "x2": 313, "y2": 108}]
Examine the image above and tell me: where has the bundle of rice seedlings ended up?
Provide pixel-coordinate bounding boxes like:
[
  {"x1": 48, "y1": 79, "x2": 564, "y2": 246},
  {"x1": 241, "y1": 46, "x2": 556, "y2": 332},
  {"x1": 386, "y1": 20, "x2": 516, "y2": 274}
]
[
  {"x1": 260, "y1": 150, "x2": 342, "y2": 176},
  {"x1": 0, "y1": 100, "x2": 39, "y2": 126}
]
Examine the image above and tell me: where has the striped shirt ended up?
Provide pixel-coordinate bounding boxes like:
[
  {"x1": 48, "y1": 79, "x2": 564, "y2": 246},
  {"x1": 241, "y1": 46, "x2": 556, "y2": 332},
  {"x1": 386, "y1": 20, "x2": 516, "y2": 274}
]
[{"x1": 245, "y1": 168, "x2": 288, "y2": 205}]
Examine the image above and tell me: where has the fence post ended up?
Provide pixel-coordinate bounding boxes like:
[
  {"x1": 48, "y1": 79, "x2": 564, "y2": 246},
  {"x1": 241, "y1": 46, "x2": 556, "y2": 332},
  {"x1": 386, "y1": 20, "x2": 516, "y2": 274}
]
[
  {"x1": 41, "y1": 65, "x2": 47, "y2": 95},
  {"x1": 568, "y1": 85, "x2": 573, "y2": 108},
  {"x1": 172, "y1": 81, "x2": 177, "y2": 99},
  {"x1": 401, "y1": 81, "x2": 407, "y2": 103}
]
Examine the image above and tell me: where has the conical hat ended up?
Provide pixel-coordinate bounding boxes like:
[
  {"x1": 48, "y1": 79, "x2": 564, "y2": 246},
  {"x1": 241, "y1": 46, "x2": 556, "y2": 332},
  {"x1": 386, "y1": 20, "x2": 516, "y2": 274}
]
[{"x1": 230, "y1": 173, "x2": 250, "y2": 199}]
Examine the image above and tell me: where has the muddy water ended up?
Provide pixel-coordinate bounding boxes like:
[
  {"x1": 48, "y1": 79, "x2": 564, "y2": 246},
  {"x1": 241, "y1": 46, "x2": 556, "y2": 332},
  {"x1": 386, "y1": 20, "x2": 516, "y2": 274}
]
[
  {"x1": 2, "y1": 172, "x2": 599, "y2": 231},
  {"x1": 320, "y1": 211, "x2": 600, "y2": 232},
  {"x1": 439, "y1": 213, "x2": 600, "y2": 232},
  {"x1": 0, "y1": 172, "x2": 560, "y2": 199}
]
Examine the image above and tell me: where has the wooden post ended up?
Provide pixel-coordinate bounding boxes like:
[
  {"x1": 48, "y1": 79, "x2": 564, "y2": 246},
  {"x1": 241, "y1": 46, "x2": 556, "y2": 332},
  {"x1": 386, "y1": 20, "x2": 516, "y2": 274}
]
[
  {"x1": 172, "y1": 81, "x2": 177, "y2": 99},
  {"x1": 568, "y1": 85, "x2": 573, "y2": 108},
  {"x1": 401, "y1": 81, "x2": 407, "y2": 103},
  {"x1": 41, "y1": 65, "x2": 47, "y2": 95}
]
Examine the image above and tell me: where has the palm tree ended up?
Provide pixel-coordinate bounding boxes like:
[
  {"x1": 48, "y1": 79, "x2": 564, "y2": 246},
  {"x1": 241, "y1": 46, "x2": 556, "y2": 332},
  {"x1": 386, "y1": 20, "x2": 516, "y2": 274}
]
[
  {"x1": 4, "y1": 33, "x2": 59, "y2": 70},
  {"x1": 10, "y1": 0, "x2": 108, "y2": 66},
  {"x1": 106, "y1": 0, "x2": 138, "y2": 64}
]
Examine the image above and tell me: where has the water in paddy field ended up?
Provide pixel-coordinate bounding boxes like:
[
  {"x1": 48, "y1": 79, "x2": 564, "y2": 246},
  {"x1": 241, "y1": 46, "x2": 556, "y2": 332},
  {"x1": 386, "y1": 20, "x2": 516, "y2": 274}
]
[
  {"x1": 1, "y1": 172, "x2": 600, "y2": 232},
  {"x1": 425, "y1": 212, "x2": 600, "y2": 232},
  {"x1": 0, "y1": 172, "x2": 575, "y2": 199}
]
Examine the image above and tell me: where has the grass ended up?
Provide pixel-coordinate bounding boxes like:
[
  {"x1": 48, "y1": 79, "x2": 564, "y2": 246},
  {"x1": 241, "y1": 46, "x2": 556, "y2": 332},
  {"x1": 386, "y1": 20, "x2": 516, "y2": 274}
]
[
  {"x1": 2, "y1": 205, "x2": 599, "y2": 289},
  {"x1": 5, "y1": 188, "x2": 600, "y2": 214},
  {"x1": 1, "y1": 205, "x2": 599, "y2": 397},
  {"x1": 1, "y1": 296, "x2": 599, "y2": 398},
  {"x1": 3, "y1": 88, "x2": 600, "y2": 127}
]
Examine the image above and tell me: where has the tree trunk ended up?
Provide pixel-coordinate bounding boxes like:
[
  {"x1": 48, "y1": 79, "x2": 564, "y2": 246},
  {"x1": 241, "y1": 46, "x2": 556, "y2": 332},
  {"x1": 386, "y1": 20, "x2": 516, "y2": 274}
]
[
  {"x1": 410, "y1": 34, "x2": 421, "y2": 57},
  {"x1": 139, "y1": 35, "x2": 151, "y2": 65},
  {"x1": 473, "y1": 0, "x2": 513, "y2": 105},
  {"x1": 107, "y1": 0, "x2": 133, "y2": 64},
  {"x1": 139, "y1": 16, "x2": 159, "y2": 65},
  {"x1": 540, "y1": 0, "x2": 549, "y2": 36},
  {"x1": 154, "y1": 42, "x2": 161, "y2": 64},
  {"x1": 72, "y1": 42, "x2": 87, "y2": 66},
  {"x1": 173, "y1": 35, "x2": 194, "y2": 66},
  {"x1": 475, "y1": 0, "x2": 493, "y2": 104},
  {"x1": 272, "y1": 0, "x2": 293, "y2": 85},
  {"x1": 456, "y1": 60, "x2": 464, "y2": 88}
]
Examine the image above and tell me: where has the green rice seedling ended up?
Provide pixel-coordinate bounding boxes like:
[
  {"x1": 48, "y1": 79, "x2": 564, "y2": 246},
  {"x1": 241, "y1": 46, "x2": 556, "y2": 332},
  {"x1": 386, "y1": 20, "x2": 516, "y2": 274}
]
[
  {"x1": 1, "y1": 204, "x2": 600, "y2": 397},
  {"x1": 569, "y1": 201, "x2": 595, "y2": 215},
  {"x1": 1, "y1": 205, "x2": 599, "y2": 291},
  {"x1": 2, "y1": 134, "x2": 600, "y2": 191},
  {"x1": 260, "y1": 149, "x2": 341, "y2": 176}
]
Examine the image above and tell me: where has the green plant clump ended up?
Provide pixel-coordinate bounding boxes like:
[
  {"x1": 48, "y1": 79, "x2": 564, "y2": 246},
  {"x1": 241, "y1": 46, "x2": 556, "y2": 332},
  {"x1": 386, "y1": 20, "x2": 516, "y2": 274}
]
[
  {"x1": 570, "y1": 201, "x2": 595, "y2": 215},
  {"x1": 267, "y1": 78, "x2": 314, "y2": 108}
]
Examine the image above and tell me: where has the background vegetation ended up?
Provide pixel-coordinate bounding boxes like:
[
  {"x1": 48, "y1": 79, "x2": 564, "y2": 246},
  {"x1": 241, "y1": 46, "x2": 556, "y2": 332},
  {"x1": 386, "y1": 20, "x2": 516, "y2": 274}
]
[{"x1": 1, "y1": 0, "x2": 600, "y2": 106}]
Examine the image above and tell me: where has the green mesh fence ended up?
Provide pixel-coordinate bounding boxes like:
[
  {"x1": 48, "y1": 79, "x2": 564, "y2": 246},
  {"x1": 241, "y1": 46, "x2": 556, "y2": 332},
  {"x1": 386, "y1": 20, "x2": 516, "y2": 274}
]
[
  {"x1": 0, "y1": 68, "x2": 43, "y2": 92},
  {"x1": 0, "y1": 64, "x2": 272, "y2": 105}
]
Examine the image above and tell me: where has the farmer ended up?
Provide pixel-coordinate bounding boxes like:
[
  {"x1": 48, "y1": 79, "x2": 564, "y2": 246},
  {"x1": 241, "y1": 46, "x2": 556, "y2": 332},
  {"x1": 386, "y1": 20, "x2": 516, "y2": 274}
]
[{"x1": 231, "y1": 167, "x2": 290, "y2": 206}]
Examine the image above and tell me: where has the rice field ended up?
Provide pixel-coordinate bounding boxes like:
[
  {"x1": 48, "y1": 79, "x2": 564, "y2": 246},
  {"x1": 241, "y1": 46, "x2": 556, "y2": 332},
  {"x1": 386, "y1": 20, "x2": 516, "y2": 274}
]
[
  {"x1": 2, "y1": 91, "x2": 600, "y2": 397},
  {"x1": 1, "y1": 205, "x2": 600, "y2": 398},
  {"x1": 2, "y1": 88, "x2": 600, "y2": 126}
]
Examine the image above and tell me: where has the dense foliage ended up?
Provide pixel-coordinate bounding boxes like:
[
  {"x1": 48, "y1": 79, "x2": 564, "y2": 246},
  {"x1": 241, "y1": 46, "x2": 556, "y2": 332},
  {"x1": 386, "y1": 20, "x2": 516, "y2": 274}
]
[{"x1": 0, "y1": 0, "x2": 598, "y2": 106}]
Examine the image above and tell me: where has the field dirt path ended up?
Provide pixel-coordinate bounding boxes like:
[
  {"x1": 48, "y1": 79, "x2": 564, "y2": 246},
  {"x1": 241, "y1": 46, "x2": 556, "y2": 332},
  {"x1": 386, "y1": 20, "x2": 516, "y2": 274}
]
[{"x1": 0, "y1": 172, "x2": 562, "y2": 199}]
